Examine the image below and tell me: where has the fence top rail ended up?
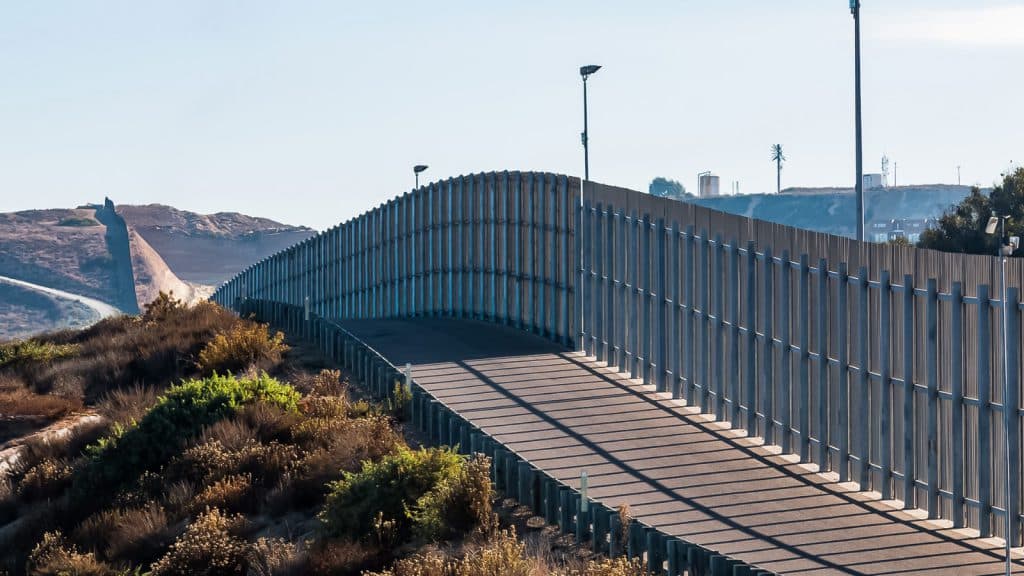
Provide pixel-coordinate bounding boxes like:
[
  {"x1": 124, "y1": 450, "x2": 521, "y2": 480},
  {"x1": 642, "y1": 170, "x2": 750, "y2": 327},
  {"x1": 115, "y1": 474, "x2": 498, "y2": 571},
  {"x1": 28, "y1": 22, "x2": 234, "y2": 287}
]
[{"x1": 214, "y1": 172, "x2": 1024, "y2": 305}]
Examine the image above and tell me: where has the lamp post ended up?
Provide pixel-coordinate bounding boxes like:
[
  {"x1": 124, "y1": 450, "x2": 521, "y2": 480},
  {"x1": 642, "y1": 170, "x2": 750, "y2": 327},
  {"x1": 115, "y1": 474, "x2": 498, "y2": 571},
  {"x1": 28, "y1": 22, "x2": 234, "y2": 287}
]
[
  {"x1": 580, "y1": 65, "x2": 601, "y2": 181},
  {"x1": 987, "y1": 214, "x2": 1014, "y2": 576},
  {"x1": 413, "y1": 164, "x2": 428, "y2": 188},
  {"x1": 578, "y1": 64, "x2": 601, "y2": 353},
  {"x1": 851, "y1": 0, "x2": 864, "y2": 242}
]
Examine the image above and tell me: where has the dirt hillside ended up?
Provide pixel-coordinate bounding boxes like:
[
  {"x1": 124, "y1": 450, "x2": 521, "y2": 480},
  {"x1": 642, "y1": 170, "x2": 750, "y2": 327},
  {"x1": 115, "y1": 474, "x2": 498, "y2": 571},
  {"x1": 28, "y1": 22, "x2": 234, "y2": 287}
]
[
  {"x1": 0, "y1": 203, "x2": 311, "y2": 336},
  {"x1": 118, "y1": 204, "x2": 314, "y2": 286}
]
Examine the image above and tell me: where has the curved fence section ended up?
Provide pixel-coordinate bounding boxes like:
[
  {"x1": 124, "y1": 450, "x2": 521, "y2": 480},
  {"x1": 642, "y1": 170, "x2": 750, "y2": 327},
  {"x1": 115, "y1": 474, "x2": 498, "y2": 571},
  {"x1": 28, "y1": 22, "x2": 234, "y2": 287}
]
[
  {"x1": 213, "y1": 172, "x2": 1024, "y2": 547},
  {"x1": 213, "y1": 171, "x2": 578, "y2": 347}
]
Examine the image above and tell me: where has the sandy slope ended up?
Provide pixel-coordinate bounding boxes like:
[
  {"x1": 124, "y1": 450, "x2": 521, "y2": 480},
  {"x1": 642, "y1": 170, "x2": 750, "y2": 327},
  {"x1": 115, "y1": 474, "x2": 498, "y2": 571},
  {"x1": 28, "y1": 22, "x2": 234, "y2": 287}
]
[{"x1": 128, "y1": 227, "x2": 200, "y2": 306}]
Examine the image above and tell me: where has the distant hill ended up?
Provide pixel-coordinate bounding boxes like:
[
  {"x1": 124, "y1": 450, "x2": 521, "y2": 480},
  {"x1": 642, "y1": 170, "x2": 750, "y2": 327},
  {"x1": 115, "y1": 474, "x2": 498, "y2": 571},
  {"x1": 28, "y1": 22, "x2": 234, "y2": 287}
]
[
  {"x1": 118, "y1": 204, "x2": 315, "y2": 286},
  {"x1": 0, "y1": 202, "x2": 314, "y2": 337},
  {"x1": 689, "y1": 184, "x2": 977, "y2": 237},
  {"x1": 0, "y1": 208, "x2": 132, "y2": 306}
]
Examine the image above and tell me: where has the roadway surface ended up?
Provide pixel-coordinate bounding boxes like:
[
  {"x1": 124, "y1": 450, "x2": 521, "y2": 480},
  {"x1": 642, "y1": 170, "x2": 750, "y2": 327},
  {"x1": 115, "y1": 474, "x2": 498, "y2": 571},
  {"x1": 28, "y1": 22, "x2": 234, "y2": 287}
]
[
  {"x1": 341, "y1": 317, "x2": 1023, "y2": 576},
  {"x1": 0, "y1": 275, "x2": 120, "y2": 321}
]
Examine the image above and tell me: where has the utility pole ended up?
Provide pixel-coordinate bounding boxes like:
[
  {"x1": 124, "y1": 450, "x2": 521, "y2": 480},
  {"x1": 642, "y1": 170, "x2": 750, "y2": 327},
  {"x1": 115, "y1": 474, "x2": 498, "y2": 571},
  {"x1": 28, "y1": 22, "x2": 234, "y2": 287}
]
[{"x1": 852, "y1": 0, "x2": 864, "y2": 241}]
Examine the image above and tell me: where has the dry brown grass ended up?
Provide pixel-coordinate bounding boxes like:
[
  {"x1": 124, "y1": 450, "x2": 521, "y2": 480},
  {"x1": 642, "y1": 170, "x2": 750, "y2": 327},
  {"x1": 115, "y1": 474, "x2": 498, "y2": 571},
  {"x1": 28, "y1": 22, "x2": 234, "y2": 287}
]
[
  {"x1": 149, "y1": 508, "x2": 249, "y2": 576},
  {"x1": 0, "y1": 383, "x2": 81, "y2": 419},
  {"x1": 616, "y1": 505, "x2": 632, "y2": 555},
  {"x1": 164, "y1": 480, "x2": 196, "y2": 516},
  {"x1": 26, "y1": 530, "x2": 114, "y2": 576},
  {"x1": 16, "y1": 458, "x2": 72, "y2": 501},
  {"x1": 238, "y1": 402, "x2": 302, "y2": 444},
  {"x1": 97, "y1": 385, "x2": 159, "y2": 426},
  {"x1": 246, "y1": 537, "x2": 306, "y2": 576},
  {"x1": 306, "y1": 539, "x2": 382, "y2": 576},
  {"x1": 190, "y1": 473, "x2": 256, "y2": 514},
  {"x1": 170, "y1": 440, "x2": 238, "y2": 485},
  {"x1": 6, "y1": 300, "x2": 243, "y2": 405},
  {"x1": 200, "y1": 416, "x2": 258, "y2": 452},
  {"x1": 73, "y1": 503, "x2": 172, "y2": 563},
  {"x1": 288, "y1": 368, "x2": 347, "y2": 397},
  {"x1": 367, "y1": 528, "x2": 647, "y2": 576}
]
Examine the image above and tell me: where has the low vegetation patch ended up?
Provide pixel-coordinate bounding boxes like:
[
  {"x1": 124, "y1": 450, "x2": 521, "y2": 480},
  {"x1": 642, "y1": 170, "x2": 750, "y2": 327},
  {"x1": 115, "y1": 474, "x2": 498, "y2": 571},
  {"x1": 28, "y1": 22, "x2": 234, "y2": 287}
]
[
  {"x1": 369, "y1": 528, "x2": 646, "y2": 576},
  {"x1": 56, "y1": 217, "x2": 100, "y2": 227},
  {"x1": 0, "y1": 339, "x2": 79, "y2": 368},
  {"x1": 0, "y1": 298, "x2": 635, "y2": 576},
  {"x1": 76, "y1": 372, "x2": 300, "y2": 497},
  {"x1": 319, "y1": 446, "x2": 470, "y2": 541},
  {"x1": 198, "y1": 322, "x2": 289, "y2": 374}
]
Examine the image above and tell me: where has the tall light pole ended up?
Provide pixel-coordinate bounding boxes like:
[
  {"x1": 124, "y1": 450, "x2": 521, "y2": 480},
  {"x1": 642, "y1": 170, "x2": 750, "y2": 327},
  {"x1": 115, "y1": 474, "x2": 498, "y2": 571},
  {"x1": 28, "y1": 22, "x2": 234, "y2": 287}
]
[
  {"x1": 413, "y1": 164, "x2": 428, "y2": 188},
  {"x1": 580, "y1": 65, "x2": 601, "y2": 181},
  {"x1": 578, "y1": 64, "x2": 600, "y2": 353},
  {"x1": 852, "y1": 0, "x2": 864, "y2": 242},
  {"x1": 987, "y1": 214, "x2": 1014, "y2": 576}
]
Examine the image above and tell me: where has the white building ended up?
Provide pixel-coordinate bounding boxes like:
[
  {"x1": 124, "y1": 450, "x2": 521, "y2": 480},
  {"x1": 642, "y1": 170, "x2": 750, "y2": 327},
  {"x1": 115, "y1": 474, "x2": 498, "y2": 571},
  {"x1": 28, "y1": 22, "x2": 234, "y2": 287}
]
[{"x1": 863, "y1": 173, "x2": 884, "y2": 190}]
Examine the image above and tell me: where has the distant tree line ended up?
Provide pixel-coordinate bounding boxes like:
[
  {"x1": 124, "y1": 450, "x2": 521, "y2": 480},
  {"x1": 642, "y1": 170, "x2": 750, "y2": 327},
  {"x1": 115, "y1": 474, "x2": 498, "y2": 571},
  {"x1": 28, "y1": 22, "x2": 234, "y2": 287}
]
[
  {"x1": 649, "y1": 177, "x2": 692, "y2": 201},
  {"x1": 918, "y1": 167, "x2": 1023, "y2": 256}
]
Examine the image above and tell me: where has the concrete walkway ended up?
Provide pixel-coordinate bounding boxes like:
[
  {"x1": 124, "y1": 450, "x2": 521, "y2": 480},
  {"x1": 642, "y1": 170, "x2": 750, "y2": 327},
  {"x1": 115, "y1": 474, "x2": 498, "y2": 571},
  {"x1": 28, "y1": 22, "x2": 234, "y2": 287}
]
[{"x1": 342, "y1": 317, "x2": 1023, "y2": 576}]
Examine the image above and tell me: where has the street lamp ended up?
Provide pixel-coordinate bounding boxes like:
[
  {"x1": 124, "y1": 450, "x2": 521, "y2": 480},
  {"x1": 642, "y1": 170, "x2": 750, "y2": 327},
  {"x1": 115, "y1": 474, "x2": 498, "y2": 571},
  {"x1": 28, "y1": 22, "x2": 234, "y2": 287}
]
[
  {"x1": 413, "y1": 164, "x2": 428, "y2": 188},
  {"x1": 580, "y1": 65, "x2": 601, "y2": 181},
  {"x1": 851, "y1": 0, "x2": 864, "y2": 242},
  {"x1": 987, "y1": 214, "x2": 1016, "y2": 576}
]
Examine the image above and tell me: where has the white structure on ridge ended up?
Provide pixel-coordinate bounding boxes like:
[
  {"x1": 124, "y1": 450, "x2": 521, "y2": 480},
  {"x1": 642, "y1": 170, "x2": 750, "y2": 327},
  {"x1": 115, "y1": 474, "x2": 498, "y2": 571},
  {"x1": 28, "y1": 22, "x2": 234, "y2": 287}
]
[{"x1": 699, "y1": 174, "x2": 720, "y2": 198}]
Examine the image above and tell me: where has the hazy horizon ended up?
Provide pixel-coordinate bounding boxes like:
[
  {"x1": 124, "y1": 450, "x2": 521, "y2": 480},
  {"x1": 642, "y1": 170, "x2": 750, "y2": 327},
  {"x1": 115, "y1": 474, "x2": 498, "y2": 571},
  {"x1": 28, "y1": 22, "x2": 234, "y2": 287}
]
[{"x1": 3, "y1": 1, "x2": 1022, "y2": 230}]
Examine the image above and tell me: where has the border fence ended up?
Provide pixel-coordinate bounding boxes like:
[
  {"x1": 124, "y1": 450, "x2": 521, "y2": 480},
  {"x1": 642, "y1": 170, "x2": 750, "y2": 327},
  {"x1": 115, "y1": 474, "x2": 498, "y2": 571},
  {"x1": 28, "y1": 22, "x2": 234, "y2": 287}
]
[{"x1": 213, "y1": 172, "x2": 1024, "y2": 547}]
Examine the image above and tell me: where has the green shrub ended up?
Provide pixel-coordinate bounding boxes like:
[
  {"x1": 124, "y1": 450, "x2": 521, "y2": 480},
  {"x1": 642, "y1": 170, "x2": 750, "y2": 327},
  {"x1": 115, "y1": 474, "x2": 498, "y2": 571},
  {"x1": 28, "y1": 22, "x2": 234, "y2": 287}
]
[
  {"x1": 0, "y1": 340, "x2": 78, "y2": 368},
  {"x1": 413, "y1": 454, "x2": 496, "y2": 541},
  {"x1": 198, "y1": 322, "x2": 289, "y2": 374},
  {"x1": 76, "y1": 373, "x2": 299, "y2": 498},
  {"x1": 57, "y1": 217, "x2": 100, "y2": 227},
  {"x1": 318, "y1": 446, "x2": 463, "y2": 541}
]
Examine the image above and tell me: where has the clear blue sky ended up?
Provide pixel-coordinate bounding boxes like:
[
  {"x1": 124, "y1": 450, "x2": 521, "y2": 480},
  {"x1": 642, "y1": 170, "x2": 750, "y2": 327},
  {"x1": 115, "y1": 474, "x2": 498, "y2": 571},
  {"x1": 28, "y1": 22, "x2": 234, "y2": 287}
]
[{"x1": 2, "y1": 1, "x2": 1021, "y2": 230}]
